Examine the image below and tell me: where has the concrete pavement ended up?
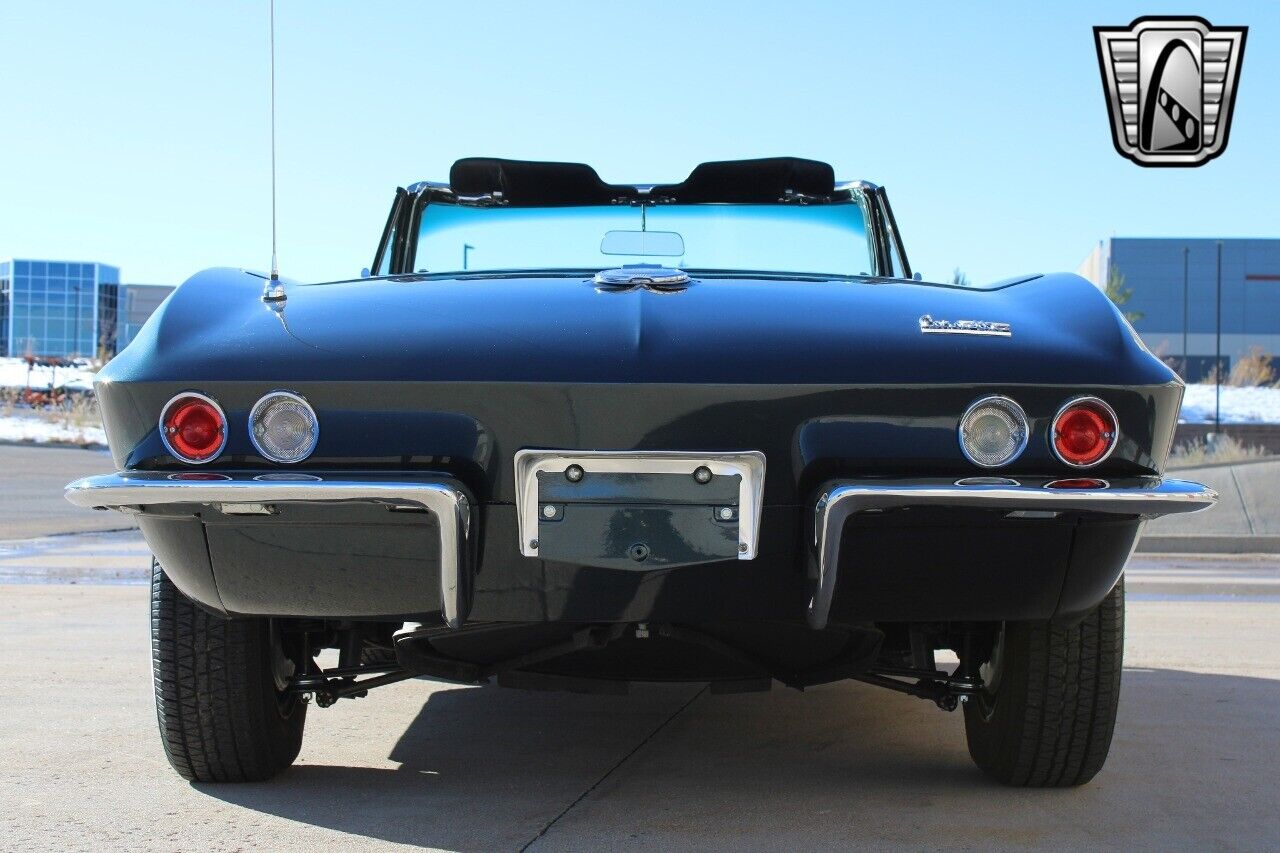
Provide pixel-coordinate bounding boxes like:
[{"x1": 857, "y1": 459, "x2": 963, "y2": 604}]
[
  {"x1": 0, "y1": 545, "x2": 1277, "y2": 851},
  {"x1": 0, "y1": 444, "x2": 130, "y2": 539},
  {"x1": 1171, "y1": 460, "x2": 1280, "y2": 535},
  {"x1": 1, "y1": 445, "x2": 1276, "y2": 848},
  {"x1": 0, "y1": 529, "x2": 151, "y2": 584},
  {"x1": 1143, "y1": 459, "x2": 1280, "y2": 553}
]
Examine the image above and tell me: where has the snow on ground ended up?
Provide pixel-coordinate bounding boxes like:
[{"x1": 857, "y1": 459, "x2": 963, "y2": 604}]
[
  {"x1": 0, "y1": 357, "x2": 96, "y2": 392},
  {"x1": 0, "y1": 413, "x2": 106, "y2": 446},
  {"x1": 1180, "y1": 383, "x2": 1280, "y2": 424}
]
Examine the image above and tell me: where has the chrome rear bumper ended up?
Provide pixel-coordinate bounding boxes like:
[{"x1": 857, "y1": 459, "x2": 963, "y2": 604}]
[
  {"x1": 808, "y1": 477, "x2": 1218, "y2": 629},
  {"x1": 65, "y1": 470, "x2": 1217, "y2": 631},
  {"x1": 64, "y1": 472, "x2": 473, "y2": 628}
]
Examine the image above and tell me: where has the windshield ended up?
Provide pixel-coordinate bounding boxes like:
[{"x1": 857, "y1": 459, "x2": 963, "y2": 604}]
[{"x1": 413, "y1": 201, "x2": 876, "y2": 277}]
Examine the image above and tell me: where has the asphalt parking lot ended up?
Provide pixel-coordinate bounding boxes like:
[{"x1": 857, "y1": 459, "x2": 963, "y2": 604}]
[{"x1": 2, "y1": 445, "x2": 1278, "y2": 850}]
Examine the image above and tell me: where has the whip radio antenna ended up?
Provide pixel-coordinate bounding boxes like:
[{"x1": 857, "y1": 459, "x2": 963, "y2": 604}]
[{"x1": 264, "y1": 0, "x2": 285, "y2": 301}]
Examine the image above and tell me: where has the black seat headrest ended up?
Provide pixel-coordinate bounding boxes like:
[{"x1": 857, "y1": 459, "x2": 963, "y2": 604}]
[{"x1": 449, "y1": 158, "x2": 638, "y2": 206}]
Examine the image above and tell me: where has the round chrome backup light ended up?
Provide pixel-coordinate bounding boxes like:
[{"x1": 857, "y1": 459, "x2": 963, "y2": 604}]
[
  {"x1": 249, "y1": 391, "x2": 319, "y2": 464},
  {"x1": 959, "y1": 396, "x2": 1029, "y2": 468}
]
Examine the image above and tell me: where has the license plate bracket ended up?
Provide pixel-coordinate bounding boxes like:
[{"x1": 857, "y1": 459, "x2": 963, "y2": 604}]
[{"x1": 514, "y1": 450, "x2": 766, "y2": 567}]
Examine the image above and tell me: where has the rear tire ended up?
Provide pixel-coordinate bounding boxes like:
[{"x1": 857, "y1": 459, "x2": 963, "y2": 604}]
[
  {"x1": 963, "y1": 578, "x2": 1124, "y2": 787},
  {"x1": 150, "y1": 559, "x2": 306, "y2": 782}
]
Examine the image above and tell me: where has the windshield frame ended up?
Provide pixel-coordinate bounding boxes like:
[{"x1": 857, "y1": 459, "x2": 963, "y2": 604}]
[{"x1": 385, "y1": 181, "x2": 906, "y2": 280}]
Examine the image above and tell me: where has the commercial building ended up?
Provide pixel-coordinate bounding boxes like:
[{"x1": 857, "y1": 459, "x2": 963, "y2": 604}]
[
  {"x1": 118, "y1": 284, "x2": 176, "y2": 351},
  {"x1": 1078, "y1": 238, "x2": 1280, "y2": 381},
  {"x1": 0, "y1": 259, "x2": 119, "y2": 359},
  {"x1": 0, "y1": 259, "x2": 173, "y2": 359}
]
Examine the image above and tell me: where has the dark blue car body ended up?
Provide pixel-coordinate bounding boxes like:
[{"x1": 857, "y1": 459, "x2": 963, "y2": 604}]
[{"x1": 71, "y1": 157, "x2": 1212, "y2": 693}]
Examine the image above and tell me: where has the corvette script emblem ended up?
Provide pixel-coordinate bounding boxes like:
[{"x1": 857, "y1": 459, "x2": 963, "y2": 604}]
[
  {"x1": 919, "y1": 315, "x2": 1012, "y2": 337},
  {"x1": 1094, "y1": 16, "x2": 1247, "y2": 167}
]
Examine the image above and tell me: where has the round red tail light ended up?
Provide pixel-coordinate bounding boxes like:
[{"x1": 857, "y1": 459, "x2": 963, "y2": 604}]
[
  {"x1": 1051, "y1": 397, "x2": 1117, "y2": 468},
  {"x1": 160, "y1": 393, "x2": 227, "y2": 463}
]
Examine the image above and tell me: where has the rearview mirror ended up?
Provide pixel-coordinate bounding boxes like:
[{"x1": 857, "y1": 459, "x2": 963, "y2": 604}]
[{"x1": 600, "y1": 230, "x2": 685, "y2": 257}]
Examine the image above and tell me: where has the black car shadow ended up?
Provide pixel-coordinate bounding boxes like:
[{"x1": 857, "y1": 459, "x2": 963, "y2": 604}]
[{"x1": 197, "y1": 668, "x2": 1280, "y2": 851}]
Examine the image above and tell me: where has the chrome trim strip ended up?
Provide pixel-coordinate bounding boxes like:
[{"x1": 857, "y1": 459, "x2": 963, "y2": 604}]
[
  {"x1": 513, "y1": 449, "x2": 766, "y2": 560},
  {"x1": 158, "y1": 391, "x2": 228, "y2": 465},
  {"x1": 1050, "y1": 396, "x2": 1120, "y2": 469},
  {"x1": 809, "y1": 478, "x2": 1218, "y2": 630},
  {"x1": 64, "y1": 472, "x2": 473, "y2": 629},
  {"x1": 834, "y1": 179, "x2": 882, "y2": 193}
]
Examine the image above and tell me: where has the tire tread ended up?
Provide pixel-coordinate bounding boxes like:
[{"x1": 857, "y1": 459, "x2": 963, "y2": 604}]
[
  {"x1": 150, "y1": 560, "x2": 304, "y2": 782},
  {"x1": 965, "y1": 579, "x2": 1124, "y2": 787}
]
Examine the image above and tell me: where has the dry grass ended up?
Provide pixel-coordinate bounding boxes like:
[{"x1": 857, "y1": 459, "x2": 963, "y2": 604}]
[
  {"x1": 1168, "y1": 433, "x2": 1272, "y2": 468},
  {"x1": 0, "y1": 387, "x2": 105, "y2": 446},
  {"x1": 60, "y1": 393, "x2": 104, "y2": 437},
  {"x1": 0, "y1": 386, "x2": 27, "y2": 419},
  {"x1": 1202, "y1": 348, "x2": 1280, "y2": 387},
  {"x1": 1227, "y1": 347, "x2": 1277, "y2": 387}
]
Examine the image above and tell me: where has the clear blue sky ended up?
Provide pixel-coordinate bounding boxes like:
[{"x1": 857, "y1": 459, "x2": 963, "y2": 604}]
[{"x1": 1, "y1": 1, "x2": 1275, "y2": 285}]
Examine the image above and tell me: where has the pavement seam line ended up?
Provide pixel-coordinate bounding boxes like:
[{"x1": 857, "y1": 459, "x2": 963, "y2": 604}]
[
  {"x1": 519, "y1": 684, "x2": 709, "y2": 851},
  {"x1": 1230, "y1": 466, "x2": 1257, "y2": 535}
]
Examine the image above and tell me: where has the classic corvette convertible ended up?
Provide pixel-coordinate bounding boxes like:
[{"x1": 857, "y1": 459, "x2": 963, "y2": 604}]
[{"x1": 67, "y1": 157, "x2": 1215, "y2": 787}]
